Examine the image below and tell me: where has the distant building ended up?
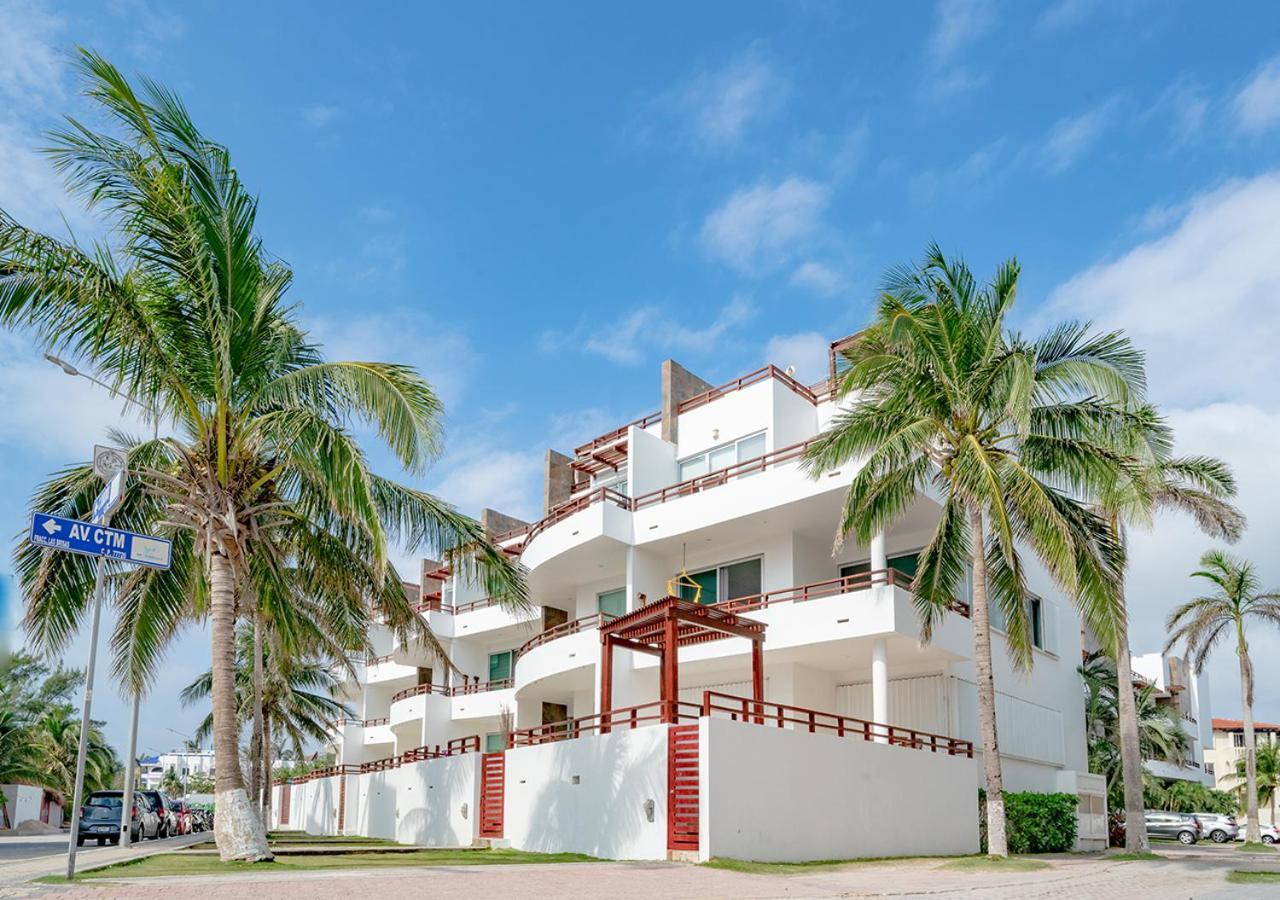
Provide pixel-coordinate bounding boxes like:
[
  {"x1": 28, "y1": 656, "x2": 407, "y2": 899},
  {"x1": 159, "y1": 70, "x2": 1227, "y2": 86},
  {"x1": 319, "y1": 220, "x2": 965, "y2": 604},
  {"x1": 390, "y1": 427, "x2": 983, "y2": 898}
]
[
  {"x1": 139, "y1": 749, "x2": 214, "y2": 790},
  {"x1": 1129, "y1": 651, "x2": 1213, "y2": 785},
  {"x1": 1205, "y1": 718, "x2": 1280, "y2": 825}
]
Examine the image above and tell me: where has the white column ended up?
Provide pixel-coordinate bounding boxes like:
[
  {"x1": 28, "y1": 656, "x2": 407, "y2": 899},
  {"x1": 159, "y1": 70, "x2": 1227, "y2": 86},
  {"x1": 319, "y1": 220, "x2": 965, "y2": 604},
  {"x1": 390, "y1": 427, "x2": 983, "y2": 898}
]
[
  {"x1": 870, "y1": 530, "x2": 888, "y2": 582},
  {"x1": 872, "y1": 638, "x2": 889, "y2": 743}
]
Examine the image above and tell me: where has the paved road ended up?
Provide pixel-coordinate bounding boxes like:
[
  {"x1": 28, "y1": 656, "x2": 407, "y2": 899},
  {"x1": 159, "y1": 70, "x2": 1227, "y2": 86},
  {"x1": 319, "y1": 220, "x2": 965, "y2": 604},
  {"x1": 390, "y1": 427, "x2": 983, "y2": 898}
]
[{"x1": 0, "y1": 832, "x2": 197, "y2": 863}]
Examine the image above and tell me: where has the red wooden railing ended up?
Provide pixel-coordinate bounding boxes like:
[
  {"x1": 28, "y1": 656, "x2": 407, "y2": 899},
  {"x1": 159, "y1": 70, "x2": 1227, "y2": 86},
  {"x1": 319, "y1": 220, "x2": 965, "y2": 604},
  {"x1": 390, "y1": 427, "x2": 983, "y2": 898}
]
[
  {"x1": 700, "y1": 691, "x2": 974, "y2": 757},
  {"x1": 676, "y1": 365, "x2": 818, "y2": 414},
  {"x1": 363, "y1": 716, "x2": 389, "y2": 727},
  {"x1": 401, "y1": 735, "x2": 480, "y2": 762},
  {"x1": 391, "y1": 683, "x2": 448, "y2": 703},
  {"x1": 368, "y1": 653, "x2": 394, "y2": 666},
  {"x1": 508, "y1": 701, "x2": 702, "y2": 748},
  {"x1": 514, "y1": 611, "x2": 618, "y2": 660},
  {"x1": 631, "y1": 438, "x2": 814, "y2": 510},
  {"x1": 713, "y1": 568, "x2": 909, "y2": 614},
  {"x1": 391, "y1": 679, "x2": 514, "y2": 704},
  {"x1": 574, "y1": 411, "x2": 664, "y2": 457}
]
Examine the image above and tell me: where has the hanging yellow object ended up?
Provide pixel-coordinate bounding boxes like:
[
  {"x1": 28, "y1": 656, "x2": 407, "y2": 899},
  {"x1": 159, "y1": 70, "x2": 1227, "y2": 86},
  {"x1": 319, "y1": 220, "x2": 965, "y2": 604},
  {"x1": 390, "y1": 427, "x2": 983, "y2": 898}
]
[{"x1": 667, "y1": 568, "x2": 702, "y2": 603}]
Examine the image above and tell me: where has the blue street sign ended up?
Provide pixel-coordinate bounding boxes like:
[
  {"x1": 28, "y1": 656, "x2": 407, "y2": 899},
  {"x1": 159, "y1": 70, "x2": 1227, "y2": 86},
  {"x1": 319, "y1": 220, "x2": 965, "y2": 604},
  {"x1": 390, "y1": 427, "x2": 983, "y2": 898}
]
[
  {"x1": 91, "y1": 471, "x2": 125, "y2": 525},
  {"x1": 28, "y1": 513, "x2": 172, "y2": 570}
]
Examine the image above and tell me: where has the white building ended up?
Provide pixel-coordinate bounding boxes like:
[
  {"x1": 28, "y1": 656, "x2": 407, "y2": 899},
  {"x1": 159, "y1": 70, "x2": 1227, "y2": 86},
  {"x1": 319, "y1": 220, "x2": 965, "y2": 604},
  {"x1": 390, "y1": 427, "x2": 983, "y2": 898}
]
[
  {"x1": 1129, "y1": 651, "x2": 1213, "y2": 785},
  {"x1": 1205, "y1": 718, "x2": 1280, "y2": 825},
  {"x1": 140, "y1": 749, "x2": 215, "y2": 790},
  {"x1": 275, "y1": 344, "x2": 1106, "y2": 859}
]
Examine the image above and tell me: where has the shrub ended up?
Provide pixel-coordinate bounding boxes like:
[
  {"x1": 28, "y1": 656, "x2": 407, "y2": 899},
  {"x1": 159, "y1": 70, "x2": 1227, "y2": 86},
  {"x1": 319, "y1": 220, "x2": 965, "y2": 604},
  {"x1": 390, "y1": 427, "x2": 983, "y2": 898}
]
[{"x1": 979, "y1": 790, "x2": 1079, "y2": 854}]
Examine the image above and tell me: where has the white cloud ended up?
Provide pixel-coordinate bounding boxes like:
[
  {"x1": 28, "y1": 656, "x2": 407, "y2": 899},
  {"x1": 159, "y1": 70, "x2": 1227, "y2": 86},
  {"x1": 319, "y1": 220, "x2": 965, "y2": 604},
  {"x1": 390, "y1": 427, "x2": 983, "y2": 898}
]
[
  {"x1": 1035, "y1": 0, "x2": 1101, "y2": 31},
  {"x1": 1233, "y1": 55, "x2": 1280, "y2": 134},
  {"x1": 304, "y1": 104, "x2": 340, "y2": 128},
  {"x1": 922, "y1": 66, "x2": 989, "y2": 101},
  {"x1": 1045, "y1": 170, "x2": 1280, "y2": 721},
  {"x1": 0, "y1": 334, "x2": 150, "y2": 459},
  {"x1": 928, "y1": 0, "x2": 994, "y2": 63},
  {"x1": 634, "y1": 45, "x2": 788, "y2": 151},
  {"x1": 428, "y1": 446, "x2": 542, "y2": 522},
  {"x1": 1040, "y1": 100, "x2": 1116, "y2": 174},
  {"x1": 763, "y1": 331, "x2": 830, "y2": 384},
  {"x1": 1044, "y1": 172, "x2": 1280, "y2": 408},
  {"x1": 789, "y1": 260, "x2": 843, "y2": 296},
  {"x1": 700, "y1": 177, "x2": 830, "y2": 275},
  {"x1": 1151, "y1": 79, "x2": 1209, "y2": 145},
  {"x1": 910, "y1": 138, "x2": 1007, "y2": 204},
  {"x1": 565, "y1": 296, "x2": 757, "y2": 366}
]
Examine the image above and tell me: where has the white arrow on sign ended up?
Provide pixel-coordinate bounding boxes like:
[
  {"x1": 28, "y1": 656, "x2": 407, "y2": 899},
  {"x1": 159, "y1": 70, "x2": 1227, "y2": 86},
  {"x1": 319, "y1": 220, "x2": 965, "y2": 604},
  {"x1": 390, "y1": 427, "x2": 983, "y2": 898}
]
[{"x1": 41, "y1": 518, "x2": 61, "y2": 535}]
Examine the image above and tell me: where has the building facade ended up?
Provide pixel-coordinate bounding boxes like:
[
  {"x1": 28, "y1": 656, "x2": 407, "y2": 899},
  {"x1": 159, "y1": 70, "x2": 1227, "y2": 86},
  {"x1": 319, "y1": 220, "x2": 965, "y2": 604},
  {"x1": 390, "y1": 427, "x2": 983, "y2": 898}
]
[
  {"x1": 1129, "y1": 651, "x2": 1213, "y2": 785},
  {"x1": 1205, "y1": 718, "x2": 1280, "y2": 826},
  {"x1": 285, "y1": 343, "x2": 1106, "y2": 858}
]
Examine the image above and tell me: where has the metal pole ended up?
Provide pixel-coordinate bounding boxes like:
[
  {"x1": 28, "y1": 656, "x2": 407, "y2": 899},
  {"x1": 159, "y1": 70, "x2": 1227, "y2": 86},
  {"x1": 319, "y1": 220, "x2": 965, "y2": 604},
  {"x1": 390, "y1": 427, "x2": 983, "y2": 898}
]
[
  {"x1": 66, "y1": 549, "x2": 109, "y2": 881},
  {"x1": 119, "y1": 693, "x2": 141, "y2": 846}
]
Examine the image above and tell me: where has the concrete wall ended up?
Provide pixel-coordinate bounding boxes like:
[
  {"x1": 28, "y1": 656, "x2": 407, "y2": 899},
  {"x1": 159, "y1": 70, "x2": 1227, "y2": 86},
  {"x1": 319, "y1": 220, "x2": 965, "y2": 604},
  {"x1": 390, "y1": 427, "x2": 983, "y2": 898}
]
[
  {"x1": 395, "y1": 754, "x2": 480, "y2": 847},
  {"x1": 544, "y1": 449, "x2": 575, "y2": 514},
  {"x1": 353, "y1": 770, "x2": 398, "y2": 839},
  {"x1": 1, "y1": 784, "x2": 60, "y2": 828},
  {"x1": 503, "y1": 726, "x2": 670, "y2": 860},
  {"x1": 700, "y1": 716, "x2": 979, "y2": 862},
  {"x1": 661, "y1": 360, "x2": 713, "y2": 443}
]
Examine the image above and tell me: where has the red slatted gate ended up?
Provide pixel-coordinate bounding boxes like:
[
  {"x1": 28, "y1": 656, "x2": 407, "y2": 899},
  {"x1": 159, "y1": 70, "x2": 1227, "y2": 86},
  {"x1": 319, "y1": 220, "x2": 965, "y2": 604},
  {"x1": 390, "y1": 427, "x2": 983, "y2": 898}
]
[
  {"x1": 667, "y1": 724, "x2": 700, "y2": 852},
  {"x1": 479, "y1": 751, "x2": 506, "y2": 838},
  {"x1": 280, "y1": 784, "x2": 291, "y2": 826},
  {"x1": 337, "y1": 775, "x2": 346, "y2": 832}
]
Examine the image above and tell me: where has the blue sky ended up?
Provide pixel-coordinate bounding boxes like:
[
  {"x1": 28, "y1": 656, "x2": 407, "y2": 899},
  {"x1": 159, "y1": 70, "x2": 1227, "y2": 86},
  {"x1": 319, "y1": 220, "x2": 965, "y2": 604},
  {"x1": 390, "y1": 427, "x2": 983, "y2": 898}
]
[{"x1": 3, "y1": 0, "x2": 1280, "y2": 757}]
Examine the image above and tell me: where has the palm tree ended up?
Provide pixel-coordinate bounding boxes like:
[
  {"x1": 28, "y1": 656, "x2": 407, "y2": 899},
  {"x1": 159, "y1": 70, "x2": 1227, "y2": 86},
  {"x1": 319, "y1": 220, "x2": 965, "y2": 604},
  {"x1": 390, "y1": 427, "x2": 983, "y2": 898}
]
[
  {"x1": 180, "y1": 623, "x2": 353, "y2": 809},
  {"x1": 1166, "y1": 551, "x2": 1280, "y2": 843},
  {"x1": 0, "y1": 707, "x2": 41, "y2": 829},
  {"x1": 2, "y1": 52, "x2": 524, "y2": 860},
  {"x1": 1078, "y1": 652, "x2": 1190, "y2": 804},
  {"x1": 160, "y1": 766, "x2": 184, "y2": 797},
  {"x1": 1088, "y1": 406, "x2": 1242, "y2": 851},
  {"x1": 1234, "y1": 741, "x2": 1279, "y2": 827},
  {"x1": 28, "y1": 706, "x2": 119, "y2": 806},
  {"x1": 802, "y1": 246, "x2": 1137, "y2": 856}
]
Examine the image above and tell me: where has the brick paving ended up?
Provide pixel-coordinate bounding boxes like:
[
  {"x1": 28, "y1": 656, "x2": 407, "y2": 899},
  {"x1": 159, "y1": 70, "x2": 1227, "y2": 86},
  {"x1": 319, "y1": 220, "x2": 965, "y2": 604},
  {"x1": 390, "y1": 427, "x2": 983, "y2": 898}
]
[{"x1": 6, "y1": 848, "x2": 1279, "y2": 899}]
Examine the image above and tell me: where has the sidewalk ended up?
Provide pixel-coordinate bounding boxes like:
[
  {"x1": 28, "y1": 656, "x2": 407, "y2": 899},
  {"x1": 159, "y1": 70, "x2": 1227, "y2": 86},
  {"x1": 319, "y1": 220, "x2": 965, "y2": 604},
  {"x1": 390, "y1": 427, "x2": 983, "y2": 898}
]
[{"x1": 0, "y1": 832, "x2": 206, "y2": 894}]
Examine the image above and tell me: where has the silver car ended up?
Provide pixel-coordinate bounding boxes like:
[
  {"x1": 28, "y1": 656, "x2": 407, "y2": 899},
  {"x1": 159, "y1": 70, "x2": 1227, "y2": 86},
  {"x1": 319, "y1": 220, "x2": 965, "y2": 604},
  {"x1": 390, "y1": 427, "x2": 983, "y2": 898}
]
[{"x1": 1193, "y1": 813, "x2": 1238, "y2": 843}]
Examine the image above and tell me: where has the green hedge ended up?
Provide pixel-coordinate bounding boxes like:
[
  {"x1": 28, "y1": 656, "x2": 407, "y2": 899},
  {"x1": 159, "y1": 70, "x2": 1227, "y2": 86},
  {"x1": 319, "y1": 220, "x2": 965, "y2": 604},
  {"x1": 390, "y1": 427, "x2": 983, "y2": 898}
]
[{"x1": 979, "y1": 790, "x2": 1079, "y2": 854}]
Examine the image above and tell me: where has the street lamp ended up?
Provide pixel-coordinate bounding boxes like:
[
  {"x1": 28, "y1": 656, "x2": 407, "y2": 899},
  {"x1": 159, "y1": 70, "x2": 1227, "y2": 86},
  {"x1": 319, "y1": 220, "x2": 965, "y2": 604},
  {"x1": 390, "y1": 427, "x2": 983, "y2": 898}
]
[{"x1": 45, "y1": 353, "x2": 161, "y2": 852}]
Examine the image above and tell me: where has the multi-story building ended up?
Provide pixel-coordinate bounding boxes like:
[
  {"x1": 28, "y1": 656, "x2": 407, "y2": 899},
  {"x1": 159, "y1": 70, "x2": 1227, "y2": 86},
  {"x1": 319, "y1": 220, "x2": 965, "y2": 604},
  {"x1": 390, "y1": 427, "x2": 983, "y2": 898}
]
[
  {"x1": 1129, "y1": 651, "x2": 1213, "y2": 785},
  {"x1": 290, "y1": 340, "x2": 1105, "y2": 859},
  {"x1": 139, "y1": 749, "x2": 215, "y2": 790},
  {"x1": 1205, "y1": 718, "x2": 1280, "y2": 825}
]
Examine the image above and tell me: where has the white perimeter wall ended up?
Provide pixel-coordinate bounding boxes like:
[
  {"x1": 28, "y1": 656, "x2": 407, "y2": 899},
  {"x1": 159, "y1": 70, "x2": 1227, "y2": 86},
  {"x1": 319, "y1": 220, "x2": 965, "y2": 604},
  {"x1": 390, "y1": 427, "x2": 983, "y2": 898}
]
[
  {"x1": 2, "y1": 784, "x2": 59, "y2": 828},
  {"x1": 353, "y1": 770, "x2": 397, "y2": 839},
  {"x1": 503, "y1": 726, "x2": 669, "y2": 860},
  {"x1": 700, "y1": 716, "x2": 979, "y2": 862},
  {"x1": 395, "y1": 754, "x2": 480, "y2": 847}
]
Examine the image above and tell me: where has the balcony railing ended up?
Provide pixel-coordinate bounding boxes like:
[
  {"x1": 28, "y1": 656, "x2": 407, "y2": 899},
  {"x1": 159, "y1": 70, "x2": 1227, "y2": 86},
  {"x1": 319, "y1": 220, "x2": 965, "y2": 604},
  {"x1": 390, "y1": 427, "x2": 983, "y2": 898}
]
[
  {"x1": 701, "y1": 691, "x2": 974, "y2": 757},
  {"x1": 363, "y1": 716, "x2": 389, "y2": 727},
  {"x1": 509, "y1": 700, "x2": 702, "y2": 747},
  {"x1": 632, "y1": 438, "x2": 814, "y2": 509},
  {"x1": 514, "y1": 611, "x2": 618, "y2": 660},
  {"x1": 401, "y1": 735, "x2": 480, "y2": 761},
  {"x1": 391, "y1": 679, "x2": 514, "y2": 704},
  {"x1": 368, "y1": 653, "x2": 394, "y2": 666},
  {"x1": 713, "y1": 568, "x2": 971, "y2": 619}
]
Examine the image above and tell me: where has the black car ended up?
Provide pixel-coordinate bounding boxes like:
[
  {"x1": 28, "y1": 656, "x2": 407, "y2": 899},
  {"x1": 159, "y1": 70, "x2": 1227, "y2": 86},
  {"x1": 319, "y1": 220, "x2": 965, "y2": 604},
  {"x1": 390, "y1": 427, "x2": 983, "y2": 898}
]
[
  {"x1": 135, "y1": 790, "x2": 178, "y2": 838},
  {"x1": 76, "y1": 791, "x2": 161, "y2": 846}
]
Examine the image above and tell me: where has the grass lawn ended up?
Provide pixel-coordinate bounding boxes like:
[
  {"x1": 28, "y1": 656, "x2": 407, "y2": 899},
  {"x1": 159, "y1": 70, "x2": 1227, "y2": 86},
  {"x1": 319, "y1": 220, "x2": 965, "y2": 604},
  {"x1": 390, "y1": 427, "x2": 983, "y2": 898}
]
[
  {"x1": 37, "y1": 848, "x2": 599, "y2": 882},
  {"x1": 186, "y1": 833, "x2": 400, "y2": 850},
  {"x1": 703, "y1": 854, "x2": 1026, "y2": 875},
  {"x1": 1238, "y1": 842, "x2": 1278, "y2": 853},
  {"x1": 939, "y1": 856, "x2": 1049, "y2": 872},
  {"x1": 1227, "y1": 870, "x2": 1280, "y2": 883},
  {"x1": 1105, "y1": 851, "x2": 1166, "y2": 861}
]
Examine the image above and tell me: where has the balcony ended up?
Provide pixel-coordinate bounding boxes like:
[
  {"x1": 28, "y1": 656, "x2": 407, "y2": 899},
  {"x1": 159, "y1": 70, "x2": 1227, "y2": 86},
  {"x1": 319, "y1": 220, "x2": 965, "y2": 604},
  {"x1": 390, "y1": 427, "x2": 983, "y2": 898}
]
[
  {"x1": 366, "y1": 655, "x2": 418, "y2": 685},
  {"x1": 387, "y1": 680, "x2": 518, "y2": 726},
  {"x1": 513, "y1": 612, "x2": 615, "y2": 696}
]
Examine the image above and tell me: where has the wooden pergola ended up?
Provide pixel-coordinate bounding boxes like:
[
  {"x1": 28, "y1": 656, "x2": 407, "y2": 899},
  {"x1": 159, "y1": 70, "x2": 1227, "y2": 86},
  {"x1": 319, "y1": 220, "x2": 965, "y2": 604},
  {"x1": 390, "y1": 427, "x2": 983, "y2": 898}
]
[{"x1": 598, "y1": 596, "x2": 767, "y2": 728}]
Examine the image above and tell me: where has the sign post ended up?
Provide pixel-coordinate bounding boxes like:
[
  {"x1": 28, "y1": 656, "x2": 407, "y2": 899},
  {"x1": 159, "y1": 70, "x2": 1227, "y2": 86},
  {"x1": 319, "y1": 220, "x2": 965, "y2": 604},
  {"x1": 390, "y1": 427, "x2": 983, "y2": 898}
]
[{"x1": 28, "y1": 450, "x2": 172, "y2": 881}]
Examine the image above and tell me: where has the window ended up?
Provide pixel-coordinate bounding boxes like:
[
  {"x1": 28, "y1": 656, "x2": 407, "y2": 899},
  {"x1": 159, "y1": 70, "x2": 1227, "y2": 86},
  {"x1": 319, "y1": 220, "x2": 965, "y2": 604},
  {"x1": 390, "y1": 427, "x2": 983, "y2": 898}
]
[
  {"x1": 488, "y1": 650, "x2": 513, "y2": 682},
  {"x1": 677, "y1": 431, "x2": 767, "y2": 482},
  {"x1": 1234, "y1": 732, "x2": 1246, "y2": 748},
  {"x1": 593, "y1": 463, "x2": 628, "y2": 494},
  {"x1": 597, "y1": 588, "x2": 626, "y2": 618},
  {"x1": 484, "y1": 732, "x2": 506, "y2": 753},
  {"x1": 840, "y1": 552, "x2": 919, "y2": 582},
  {"x1": 677, "y1": 557, "x2": 762, "y2": 605},
  {"x1": 1030, "y1": 597, "x2": 1044, "y2": 649}
]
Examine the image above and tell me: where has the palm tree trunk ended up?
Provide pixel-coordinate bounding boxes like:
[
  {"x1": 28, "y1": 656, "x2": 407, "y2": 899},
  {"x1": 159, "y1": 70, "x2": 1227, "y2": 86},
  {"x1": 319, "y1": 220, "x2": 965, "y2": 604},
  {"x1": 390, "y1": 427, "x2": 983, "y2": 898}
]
[
  {"x1": 1239, "y1": 627, "x2": 1261, "y2": 843},
  {"x1": 261, "y1": 709, "x2": 273, "y2": 830},
  {"x1": 1112, "y1": 577, "x2": 1150, "y2": 853},
  {"x1": 209, "y1": 550, "x2": 272, "y2": 861},
  {"x1": 969, "y1": 504, "x2": 1007, "y2": 857},
  {"x1": 250, "y1": 609, "x2": 265, "y2": 820}
]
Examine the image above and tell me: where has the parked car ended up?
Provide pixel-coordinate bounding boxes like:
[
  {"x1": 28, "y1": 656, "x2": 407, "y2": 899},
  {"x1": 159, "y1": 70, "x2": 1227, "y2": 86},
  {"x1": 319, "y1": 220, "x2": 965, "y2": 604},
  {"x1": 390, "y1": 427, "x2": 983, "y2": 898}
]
[
  {"x1": 168, "y1": 799, "x2": 194, "y2": 835},
  {"x1": 1235, "y1": 823, "x2": 1279, "y2": 844},
  {"x1": 1144, "y1": 810, "x2": 1202, "y2": 844},
  {"x1": 1192, "y1": 813, "x2": 1238, "y2": 843},
  {"x1": 136, "y1": 790, "x2": 178, "y2": 838},
  {"x1": 76, "y1": 790, "x2": 160, "y2": 846}
]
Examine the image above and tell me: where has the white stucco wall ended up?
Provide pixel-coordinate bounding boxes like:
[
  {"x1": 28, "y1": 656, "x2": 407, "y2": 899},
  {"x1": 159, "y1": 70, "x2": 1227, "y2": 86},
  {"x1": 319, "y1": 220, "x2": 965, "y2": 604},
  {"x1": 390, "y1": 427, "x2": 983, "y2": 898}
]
[
  {"x1": 1, "y1": 784, "x2": 58, "y2": 828},
  {"x1": 503, "y1": 726, "x2": 669, "y2": 860},
  {"x1": 395, "y1": 754, "x2": 480, "y2": 847},
  {"x1": 700, "y1": 716, "x2": 979, "y2": 862},
  {"x1": 353, "y1": 770, "x2": 397, "y2": 839}
]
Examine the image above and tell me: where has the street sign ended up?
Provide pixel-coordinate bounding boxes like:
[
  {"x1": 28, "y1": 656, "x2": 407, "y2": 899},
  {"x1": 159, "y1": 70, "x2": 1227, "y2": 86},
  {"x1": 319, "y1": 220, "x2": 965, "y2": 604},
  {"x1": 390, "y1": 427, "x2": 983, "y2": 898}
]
[
  {"x1": 92, "y1": 445, "x2": 127, "y2": 481},
  {"x1": 91, "y1": 471, "x2": 126, "y2": 524},
  {"x1": 28, "y1": 513, "x2": 172, "y2": 570}
]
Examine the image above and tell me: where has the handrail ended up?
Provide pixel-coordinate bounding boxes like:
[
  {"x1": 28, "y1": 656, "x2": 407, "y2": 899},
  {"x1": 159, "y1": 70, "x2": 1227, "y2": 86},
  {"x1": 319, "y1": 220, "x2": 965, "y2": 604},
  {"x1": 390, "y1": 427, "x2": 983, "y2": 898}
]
[
  {"x1": 368, "y1": 653, "x2": 394, "y2": 666},
  {"x1": 522, "y1": 486, "x2": 633, "y2": 548},
  {"x1": 359, "y1": 755, "x2": 401, "y2": 773},
  {"x1": 701, "y1": 690, "x2": 974, "y2": 758},
  {"x1": 677, "y1": 364, "x2": 817, "y2": 414},
  {"x1": 713, "y1": 568, "x2": 908, "y2": 614},
  {"x1": 391, "y1": 679, "x2": 513, "y2": 703},
  {"x1": 508, "y1": 700, "x2": 702, "y2": 747},
  {"x1": 631, "y1": 438, "x2": 814, "y2": 509},
  {"x1": 514, "y1": 611, "x2": 618, "y2": 660},
  {"x1": 391, "y1": 683, "x2": 448, "y2": 703},
  {"x1": 574, "y1": 411, "x2": 663, "y2": 456},
  {"x1": 400, "y1": 735, "x2": 480, "y2": 762},
  {"x1": 363, "y1": 716, "x2": 389, "y2": 727}
]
